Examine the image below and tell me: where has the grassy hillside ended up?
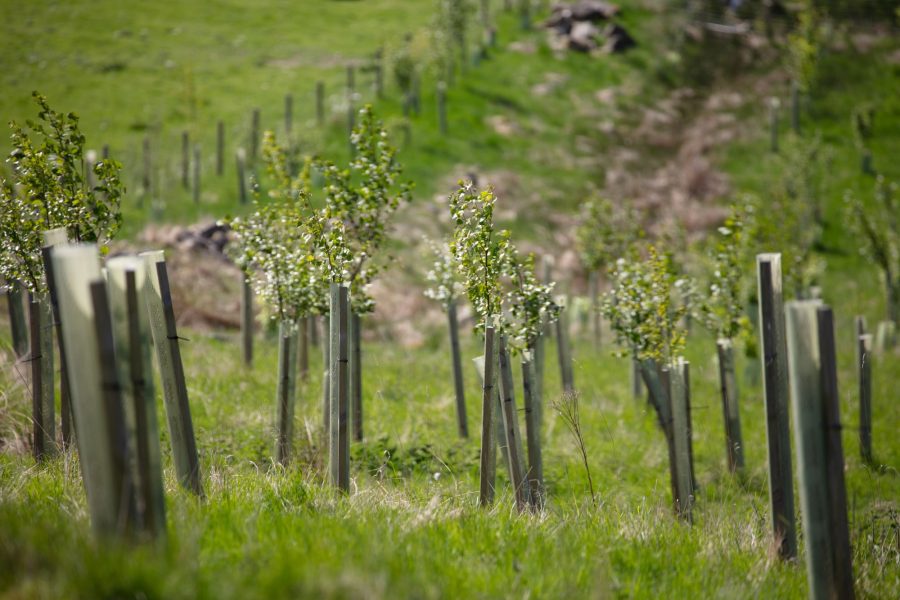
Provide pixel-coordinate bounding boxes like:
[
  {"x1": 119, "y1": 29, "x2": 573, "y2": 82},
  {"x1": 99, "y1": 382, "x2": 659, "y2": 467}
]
[{"x1": 1, "y1": 1, "x2": 900, "y2": 598}]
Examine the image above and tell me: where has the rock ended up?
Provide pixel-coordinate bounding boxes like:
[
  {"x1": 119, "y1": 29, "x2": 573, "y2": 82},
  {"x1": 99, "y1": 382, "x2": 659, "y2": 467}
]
[{"x1": 602, "y1": 23, "x2": 636, "y2": 53}]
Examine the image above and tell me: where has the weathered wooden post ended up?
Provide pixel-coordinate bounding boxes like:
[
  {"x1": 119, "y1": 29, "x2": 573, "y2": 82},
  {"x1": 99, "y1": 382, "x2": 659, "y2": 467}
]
[
  {"x1": 284, "y1": 93, "x2": 293, "y2": 137},
  {"x1": 53, "y1": 244, "x2": 133, "y2": 538},
  {"x1": 717, "y1": 338, "x2": 744, "y2": 473},
  {"x1": 322, "y1": 312, "x2": 330, "y2": 432},
  {"x1": 555, "y1": 299, "x2": 575, "y2": 394},
  {"x1": 437, "y1": 81, "x2": 448, "y2": 136},
  {"x1": 817, "y1": 306, "x2": 854, "y2": 600},
  {"x1": 142, "y1": 136, "x2": 152, "y2": 201},
  {"x1": 250, "y1": 108, "x2": 261, "y2": 160},
  {"x1": 316, "y1": 81, "x2": 325, "y2": 126},
  {"x1": 670, "y1": 358, "x2": 693, "y2": 523},
  {"x1": 275, "y1": 322, "x2": 298, "y2": 465},
  {"x1": 756, "y1": 253, "x2": 797, "y2": 559},
  {"x1": 29, "y1": 293, "x2": 55, "y2": 460},
  {"x1": 241, "y1": 273, "x2": 253, "y2": 366},
  {"x1": 5, "y1": 280, "x2": 28, "y2": 358},
  {"x1": 448, "y1": 299, "x2": 468, "y2": 438},
  {"x1": 498, "y1": 336, "x2": 530, "y2": 512},
  {"x1": 790, "y1": 80, "x2": 800, "y2": 135},
  {"x1": 350, "y1": 312, "x2": 363, "y2": 442},
  {"x1": 192, "y1": 145, "x2": 201, "y2": 204},
  {"x1": 475, "y1": 354, "x2": 509, "y2": 476},
  {"x1": 236, "y1": 148, "x2": 248, "y2": 205},
  {"x1": 858, "y1": 333, "x2": 873, "y2": 464},
  {"x1": 107, "y1": 258, "x2": 167, "y2": 541},
  {"x1": 769, "y1": 97, "x2": 780, "y2": 153},
  {"x1": 141, "y1": 251, "x2": 203, "y2": 496},
  {"x1": 521, "y1": 352, "x2": 543, "y2": 509},
  {"x1": 478, "y1": 324, "x2": 497, "y2": 506},
  {"x1": 181, "y1": 131, "x2": 190, "y2": 189},
  {"x1": 328, "y1": 284, "x2": 350, "y2": 491},
  {"x1": 41, "y1": 229, "x2": 73, "y2": 447},
  {"x1": 216, "y1": 121, "x2": 224, "y2": 176}
]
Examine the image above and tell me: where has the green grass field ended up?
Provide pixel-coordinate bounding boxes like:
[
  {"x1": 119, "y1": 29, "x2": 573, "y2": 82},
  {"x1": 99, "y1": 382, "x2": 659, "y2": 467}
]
[{"x1": 2, "y1": 1, "x2": 900, "y2": 598}]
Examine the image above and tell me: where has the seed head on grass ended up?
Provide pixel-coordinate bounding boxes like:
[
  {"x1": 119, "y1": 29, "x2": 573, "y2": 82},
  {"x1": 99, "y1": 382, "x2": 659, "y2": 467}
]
[{"x1": 550, "y1": 390, "x2": 595, "y2": 506}]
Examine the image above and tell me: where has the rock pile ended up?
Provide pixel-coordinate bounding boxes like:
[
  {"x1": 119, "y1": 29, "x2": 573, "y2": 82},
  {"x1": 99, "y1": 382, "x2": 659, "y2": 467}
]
[{"x1": 543, "y1": 2, "x2": 635, "y2": 54}]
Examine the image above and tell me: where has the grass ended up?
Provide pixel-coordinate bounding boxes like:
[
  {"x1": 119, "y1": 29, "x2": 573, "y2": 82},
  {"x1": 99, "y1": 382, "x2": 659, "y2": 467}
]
[{"x1": 1, "y1": 1, "x2": 900, "y2": 598}]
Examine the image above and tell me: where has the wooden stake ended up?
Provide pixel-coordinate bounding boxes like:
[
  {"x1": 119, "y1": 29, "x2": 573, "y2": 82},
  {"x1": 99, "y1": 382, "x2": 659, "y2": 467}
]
[
  {"x1": 250, "y1": 108, "x2": 261, "y2": 160},
  {"x1": 141, "y1": 252, "x2": 203, "y2": 496},
  {"x1": 498, "y1": 336, "x2": 530, "y2": 512},
  {"x1": 756, "y1": 253, "x2": 797, "y2": 559},
  {"x1": 298, "y1": 314, "x2": 309, "y2": 382},
  {"x1": 786, "y1": 300, "x2": 832, "y2": 599},
  {"x1": 216, "y1": 121, "x2": 224, "y2": 176},
  {"x1": 181, "y1": 131, "x2": 190, "y2": 189},
  {"x1": 858, "y1": 333, "x2": 873, "y2": 464},
  {"x1": 817, "y1": 307, "x2": 855, "y2": 600},
  {"x1": 316, "y1": 81, "x2": 325, "y2": 126},
  {"x1": 478, "y1": 324, "x2": 497, "y2": 506},
  {"x1": 639, "y1": 358, "x2": 680, "y2": 516},
  {"x1": 769, "y1": 98, "x2": 779, "y2": 153},
  {"x1": 522, "y1": 353, "x2": 543, "y2": 509},
  {"x1": 241, "y1": 273, "x2": 253, "y2": 366},
  {"x1": 533, "y1": 329, "x2": 545, "y2": 428},
  {"x1": 41, "y1": 231, "x2": 72, "y2": 447},
  {"x1": 275, "y1": 322, "x2": 298, "y2": 465},
  {"x1": 89, "y1": 278, "x2": 139, "y2": 539},
  {"x1": 284, "y1": 93, "x2": 293, "y2": 137},
  {"x1": 29, "y1": 296, "x2": 55, "y2": 460},
  {"x1": 555, "y1": 305, "x2": 575, "y2": 394},
  {"x1": 6, "y1": 280, "x2": 28, "y2": 358},
  {"x1": 717, "y1": 338, "x2": 744, "y2": 473},
  {"x1": 350, "y1": 312, "x2": 362, "y2": 442},
  {"x1": 236, "y1": 148, "x2": 248, "y2": 205},
  {"x1": 142, "y1": 136, "x2": 151, "y2": 200},
  {"x1": 192, "y1": 145, "x2": 201, "y2": 204},
  {"x1": 671, "y1": 358, "x2": 693, "y2": 523},
  {"x1": 631, "y1": 358, "x2": 643, "y2": 400},
  {"x1": 448, "y1": 299, "x2": 468, "y2": 438},
  {"x1": 328, "y1": 284, "x2": 350, "y2": 491}
]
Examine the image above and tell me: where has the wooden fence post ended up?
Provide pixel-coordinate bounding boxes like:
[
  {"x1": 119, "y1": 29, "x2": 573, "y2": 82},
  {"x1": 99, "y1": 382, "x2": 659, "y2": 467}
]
[
  {"x1": 236, "y1": 148, "x2": 248, "y2": 205},
  {"x1": 141, "y1": 251, "x2": 203, "y2": 496},
  {"x1": 29, "y1": 295, "x2": 55, "y2": 460},
  {"x1": 478, "y1": 324, "x2": 497, "y2": 506},
  {"x1": 350, "y1": 312, "x2": 363, "y2": 442},
  {"x1": 216, "y1": 120, "x2": 224, "y2": 176},
  {"x1": 107, "y1": 260, "x2": 167, "y2": 541},
  {"x1": 181, "y1": 131, "x2": 190, "y2": 189},
  {"x1": 555, "y1": 302, "x2": 575, "y2": 394},
  {"x1": 756, "y1": 253, "x2": 797, "y2": 560},
  {"x1": 328, "y1": 284, "x2": 350, "y2": 491},
  {"x1": 192, "y1": 145, "x2": 201, "y2": 204},
  {"x1": 275, "y1": 322, "x2": 298, "y2": 465},
  {"x1": 522, "y1": 352, "x2": 543, "y2": 509},
  {"x1": 53, "y1": 245, "x2": 132, "y2": 538},
  {"x1": 448, "y1": 299, "x2": 468, "y2": 438},
  {"x1": 670, "y1": 358, "x2": 693, "y2": 523},
  {"x1": 817, "y1": 306, "x2": 854, "y2": 600},
  {"x1": 858, "y1": 333, "x2": 873, "y2": 464},
  {"x1": 785, "y1": 301, "x2": 834, "y2": 599},
  {"x1": 41, "y1": 231, "x2": 73, "y2": 447},
  {"x1": 717, "y1": 338, "x2": 744, "y2": 473},
  {"x1": 89, "y1": 278, "x2": 139, "y2": 539},
  {"x1": 316, "y1": 81, "x2": 325, "y2": 126},
  {"x1": 241, "y1": 273, "x2": 253, "y2": 366},
  {"x1": 6, "y1": 280, "x2": 28, "y2": 358},
  {"x1": 498, "y1": 336, "x2": 530, "y2": 512}
]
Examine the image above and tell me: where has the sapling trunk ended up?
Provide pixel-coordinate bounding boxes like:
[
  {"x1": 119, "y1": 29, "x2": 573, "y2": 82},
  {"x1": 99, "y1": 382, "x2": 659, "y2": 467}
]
[
  {"x1": 275, "y1": 322, "x2": 298, "y2": 465},
  {"x1": 785, "y1": 301, "x2": 836, "y2": 600},
  {"x1": 478, "y1": 324, "x2": 497, "y2": 506},
  {"x1": 521, "y1": 353, "x2": 543, "y2": 509},
  {"x1": 716, "y1": 339, "x2": 744, "y2": 473},
  {"x1": 498, "y1": 336, "x2": 530, "y2": 512},
  {"x1": 448, "y1": 300, "x2": 468, "y2": 438},
  {"x1": 6, "y1": 280, "x2": 28, "y2": 358},
  {"x1": 756, "y1": 253, "x2": 797, "y2": 560},
  {"x1": 142, "y1": 253, "x2": 203, "y2": 496},
  {"x1": 858, "y1": 333, "x2": 873, "y2": 464},
  {"x1": 241, "y1": 274, "x2": 253, "y2": 366},
  {"x1": 350, "y1": 312, "x2": 362, "y2": 442}
]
